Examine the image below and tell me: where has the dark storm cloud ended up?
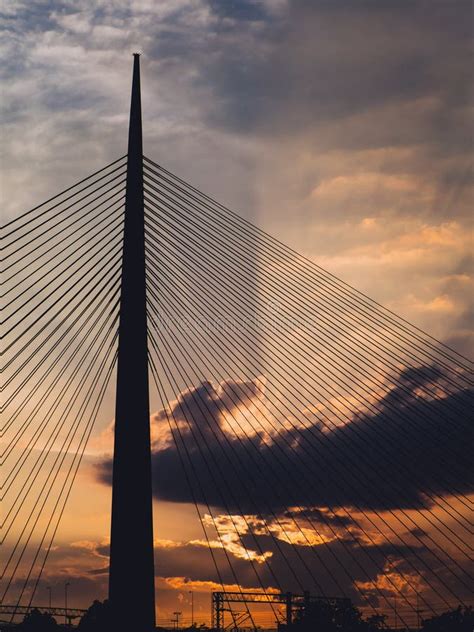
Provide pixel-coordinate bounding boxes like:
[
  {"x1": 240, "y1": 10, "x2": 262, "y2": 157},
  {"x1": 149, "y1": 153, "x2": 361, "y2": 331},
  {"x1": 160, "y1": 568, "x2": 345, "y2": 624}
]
[
  {"x1": 96, "y1": 369, "x2": 473, "y2": 512},
  {"x1": 191, "y1": 0, "x2": 472, "y2": 146}
]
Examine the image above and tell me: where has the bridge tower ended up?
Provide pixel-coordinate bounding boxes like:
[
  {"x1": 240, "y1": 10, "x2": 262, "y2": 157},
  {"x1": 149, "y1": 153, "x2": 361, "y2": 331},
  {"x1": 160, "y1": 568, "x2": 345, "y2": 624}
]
[{"x1": 109, "y1": 54, "x2": 155, "y2": 631}]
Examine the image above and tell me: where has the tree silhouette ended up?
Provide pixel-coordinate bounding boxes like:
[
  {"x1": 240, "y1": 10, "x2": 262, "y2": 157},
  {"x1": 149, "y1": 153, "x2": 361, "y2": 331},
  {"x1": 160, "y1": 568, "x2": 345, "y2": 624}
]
[
  {"x1": 421, "y1": 606, "x2": 474, "y2": 632},
  {"x1": 78, "y1": 599, "x2": 113, "y2": 630},
  {"x1": 18, "y1": 608, "x2": 58, "y2": 631},
  {"x1": 291, "y1": 600, "x2": 384, "y2": 631}
]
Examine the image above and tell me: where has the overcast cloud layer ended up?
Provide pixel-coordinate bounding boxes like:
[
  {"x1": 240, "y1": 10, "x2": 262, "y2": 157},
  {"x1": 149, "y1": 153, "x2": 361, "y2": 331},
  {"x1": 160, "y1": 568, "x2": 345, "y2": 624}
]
[{"x1": 1, "y1": 0, "x2": 473, "y2": 355}]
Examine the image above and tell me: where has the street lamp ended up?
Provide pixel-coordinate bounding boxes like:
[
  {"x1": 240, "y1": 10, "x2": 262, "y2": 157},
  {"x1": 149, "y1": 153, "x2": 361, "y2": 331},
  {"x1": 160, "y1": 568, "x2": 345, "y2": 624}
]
[
  {"x1": 46, "y1": 586, "x2": 52, "y2": 609},
  {"x1": 65, "y1": 582, "x2": 71, "y2": 626},
  {"x1": 189, "y1": 591, "x2": 194, "y2": 628}
]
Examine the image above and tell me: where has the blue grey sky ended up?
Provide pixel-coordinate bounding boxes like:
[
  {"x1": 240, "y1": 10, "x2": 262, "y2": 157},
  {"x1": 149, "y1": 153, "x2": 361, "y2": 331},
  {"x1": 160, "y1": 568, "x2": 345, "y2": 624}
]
[{"x1": 2, "y1": 0, "x2": 472, "y2": 352}]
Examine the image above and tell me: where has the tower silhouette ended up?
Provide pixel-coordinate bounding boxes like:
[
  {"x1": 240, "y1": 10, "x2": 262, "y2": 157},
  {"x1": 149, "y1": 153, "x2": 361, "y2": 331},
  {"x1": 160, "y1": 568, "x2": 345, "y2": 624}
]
[{"x1": 109, "y1": 55, "x2": 155, "y2": 631}]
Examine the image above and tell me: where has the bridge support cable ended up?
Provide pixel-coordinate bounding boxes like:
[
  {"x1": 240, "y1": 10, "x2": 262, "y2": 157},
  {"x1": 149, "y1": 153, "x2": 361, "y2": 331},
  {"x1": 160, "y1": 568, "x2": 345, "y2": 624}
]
[
  {"x1": 149, "y1": 307, "x2": 317, "y2": 596},
  {"x1": 147, "y1": 284, "x2": 335, "y2": 596},
  {"x1": 145, "y1": 244, "x2": 456, "y2": 624},
  {"x1": 1, "y1": 265, "x2": 121, "y2": 441},
  {"x1": 144, "y1": 205, "x2": 474, "y2": 592},
  {"x1": 8, "y1": 346, "x2": 118, "y2": 622},
  {"x1": 2, "y1": 197, "x2": 124, "y2": 306},
  {"x1": 1, "y1": 161, "x2": 125, "y2": 619},
  {"x1": 142, "y1": 174, "x2": 474, "y2": 520},
  {"x1": 1, "y1": 224, "x2": 123, "y2": 342},
  {"x1": 145, "y1": 259, "x2": 465, "y2": 619},
  {"x1": 142, "y1": 157, "x2": 472, "y2": 624},
  {"x1": 24, "y1": 349, "x2": 118, "y2": 611},
  {"x1": 147, "y1": 319, "x2": 287, "y2": 608},
  {"x1": 146, "y1": 260, "x2": 427, "y2": 626},
  {"x1": 143, "y1": 181, "x2": 472, "y2": 498},
  {"x1": 1, "y1": 241, "x2": 123, "y2": 519},
  {"x1": 1, "y1": 319, "x2": 118, "y2": 579},
  {"x1": 146, "y1": 288, "x2": 468, "y2": 624},
  {"x1": 1, "y1": 245, "x2": 123, "y2": 399},
  {"x1": 146, "y1": 300, "x2": 429, "y2": 628},
  {"x1": 143, "y1": 201, "x2": 474, "y2": 556},
  {"x1": 1, "y1": 332, "x2": 118, "y2": 610},
  {"x1": 146, "y1": 283, "x2": 404, "y2": 623},
  {"x1": 143, "y1": 163, "x2": 473, "y2": 407},
  {"x1": 2, "y1": 178, "x2": 126, "y2": 281},
  {"x1": 1, "y1": 156, "x2": 126, "y2": 236},
  {"x1": 2, "y1": 294, "x2": 120, "y2": 537},
  {"x1": 145, "y1": 238, "x2": 419, "y2": 606},
  {"x1": 1, "y1": 159, "x2": 126, "y2": 250},
  {"x1": 143, "y1": 163, "x2": 472, "y2": 408},
  {"x1": 143, "y1": 201, "x2": 473, "y2": 541},
  {"x1": 143, "y1": 188, "x2": 472, "y2": 474},
  {"x1": 2, "y1": 185, "x2": 125, "y2": 287},
  {"x1": 143, "y1": 156, "x2": 473, "y2": 377},
  {"x1": 148, "y1": 350, "x2": 258, "y2": 630}
]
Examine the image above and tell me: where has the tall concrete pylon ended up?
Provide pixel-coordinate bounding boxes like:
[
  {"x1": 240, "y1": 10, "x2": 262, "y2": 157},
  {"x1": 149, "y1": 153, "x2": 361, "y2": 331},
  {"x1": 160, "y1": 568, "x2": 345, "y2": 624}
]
[{"x1": 109, "y1": 54, "x2": 155, "y2": 631}]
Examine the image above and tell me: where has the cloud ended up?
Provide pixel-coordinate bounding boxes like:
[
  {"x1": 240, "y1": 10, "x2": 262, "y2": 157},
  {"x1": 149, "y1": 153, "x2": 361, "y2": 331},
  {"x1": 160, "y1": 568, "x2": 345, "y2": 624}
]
[
  {"x1": 19, "y1": 532, "x2": 463, "y2": 612},
  {"x1": 2, "y1": 0, "x2": 472, "y2": 357},
  {"x1": 96, "y1": 371, "x2": 473, "y2": 513}
]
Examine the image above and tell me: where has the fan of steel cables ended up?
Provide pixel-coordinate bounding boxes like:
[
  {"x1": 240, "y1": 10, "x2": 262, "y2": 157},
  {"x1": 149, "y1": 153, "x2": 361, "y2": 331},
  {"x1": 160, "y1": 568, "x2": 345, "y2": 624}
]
[{"x1": 1, "y1": 152, "x2": 472, "y2": 629}]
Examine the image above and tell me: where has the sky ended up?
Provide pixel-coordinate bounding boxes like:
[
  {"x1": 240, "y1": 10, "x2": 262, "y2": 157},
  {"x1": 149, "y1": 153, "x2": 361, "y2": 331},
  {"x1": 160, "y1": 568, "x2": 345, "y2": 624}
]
[{"x1": 1, "y1": 0, "x2": 473, "y2": 627}]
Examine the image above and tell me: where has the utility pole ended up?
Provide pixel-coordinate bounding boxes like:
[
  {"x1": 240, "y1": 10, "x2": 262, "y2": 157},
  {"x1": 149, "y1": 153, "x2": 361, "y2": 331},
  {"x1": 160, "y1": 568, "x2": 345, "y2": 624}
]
[
  {"x1": 173, "y1": 611, "x2": 182, "y2": 629},
  {"x1": 214, "y1": 593, "x2": 223, "y2": 631},
  {"x1": 285, "y1": 592, "x2": 292, "y2": 627},
  {"x1": 189, "y1": 590, "x2": 194, "y2": 627},
  {"x1": 47, "y1": 586, "x2": 51, "y2": 609},
  {"x1": 416, "y1": 592, "x2": 423, "y2": 630},
  {"x1": 108, "y1": 54, "x2": 155, "y2": 631},
  {"x1": 64, "y1": 582, "x2": 70, "y2": 626}
]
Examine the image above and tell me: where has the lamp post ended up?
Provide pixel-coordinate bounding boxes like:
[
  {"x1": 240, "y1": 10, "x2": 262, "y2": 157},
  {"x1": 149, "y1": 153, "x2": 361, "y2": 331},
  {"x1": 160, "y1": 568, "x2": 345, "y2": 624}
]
[
  {"x1": 189, "y1": 591, "x2": 194, "y2": 628},
  {"x1": 65, "y1": 582, "x2": 70, "y2": 626},
  {"x1": 47, "y1": 586, "x2": 52, "y2": 609}
]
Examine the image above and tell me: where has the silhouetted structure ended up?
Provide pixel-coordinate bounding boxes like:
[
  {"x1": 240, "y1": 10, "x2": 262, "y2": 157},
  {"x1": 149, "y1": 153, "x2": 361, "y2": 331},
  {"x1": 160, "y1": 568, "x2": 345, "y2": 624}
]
[
  {"x1": 108, "y1": 54, "x2": 155, "y2": 631},
  {"x1": 3, "y1": 52, "x2": 472, "y2": 632},
  {"x1": 212, "y1": 591, "x2": 351, "y2": 630}
]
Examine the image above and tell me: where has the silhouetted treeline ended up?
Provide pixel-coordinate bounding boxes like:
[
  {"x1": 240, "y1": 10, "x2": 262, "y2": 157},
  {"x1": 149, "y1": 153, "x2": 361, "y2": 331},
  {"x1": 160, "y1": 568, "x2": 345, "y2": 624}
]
[
  {"x1": 16, "y1": 608, "x2": 57, "y2": 630},
  {"x1": 286, "y1": 599, "x2": 385, "y2": 630},
  {"x1": 14, "y1": 602, "x2": 474, "y2": 631},
  {"x1": 420, "y1": 605, "x2": 473, "y2": 632},
  {"x1": 287, "y1": 602, "x2": 473, "y2": 631}
]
